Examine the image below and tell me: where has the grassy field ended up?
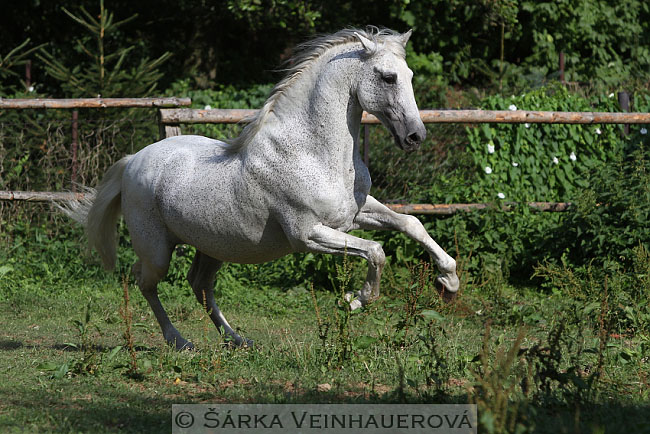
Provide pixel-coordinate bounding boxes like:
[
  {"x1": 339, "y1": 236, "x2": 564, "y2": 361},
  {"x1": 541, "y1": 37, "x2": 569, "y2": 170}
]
[{"x1": 1, "y1": 220, "x2": 650, "y2": 433}]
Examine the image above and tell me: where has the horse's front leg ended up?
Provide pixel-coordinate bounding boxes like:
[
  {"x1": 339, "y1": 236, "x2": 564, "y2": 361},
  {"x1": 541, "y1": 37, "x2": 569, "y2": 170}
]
[
  {"x1": 353, "y1": 195, "x2": 460, "y2": 300},
  {"x1": 304, "y1": 223, "x2": 386, "y2": 310}
]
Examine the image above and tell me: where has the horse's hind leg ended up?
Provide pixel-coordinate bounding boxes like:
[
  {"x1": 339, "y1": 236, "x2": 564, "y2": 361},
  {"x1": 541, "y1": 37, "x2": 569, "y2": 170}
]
[
  {"x1": 132, "y1": 254, "x2": 193, "y2": 350},
  {"x1": 187, "y1": 251, "x2": 250, "y2": 347}
]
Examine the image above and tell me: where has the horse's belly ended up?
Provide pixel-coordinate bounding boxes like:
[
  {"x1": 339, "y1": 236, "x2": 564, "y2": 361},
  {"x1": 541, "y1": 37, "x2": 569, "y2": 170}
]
[
  {"x1": 170, "y1": 213, "x2": 295, "y2": 264},
  {"x1": 192, "y1": 235, "x2": 294, "y2": 264}
]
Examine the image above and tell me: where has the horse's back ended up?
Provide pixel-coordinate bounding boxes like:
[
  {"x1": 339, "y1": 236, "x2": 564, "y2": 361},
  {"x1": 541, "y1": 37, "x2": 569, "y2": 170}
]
[{"x1": 125, "y1": 135, "x2": 229, "y2": 178}]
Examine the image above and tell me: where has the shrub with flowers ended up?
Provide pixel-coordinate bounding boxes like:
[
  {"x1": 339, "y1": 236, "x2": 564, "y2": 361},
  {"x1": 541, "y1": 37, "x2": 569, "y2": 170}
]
[{"x1": 464, "y1": 85, "x2": 648, "y2": 203}]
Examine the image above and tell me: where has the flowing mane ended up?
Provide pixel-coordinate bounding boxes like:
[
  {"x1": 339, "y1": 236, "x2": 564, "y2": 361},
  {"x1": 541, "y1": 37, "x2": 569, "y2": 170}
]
[{"x1": 224, "y1": 27, "x2": 406, "y2": 153}]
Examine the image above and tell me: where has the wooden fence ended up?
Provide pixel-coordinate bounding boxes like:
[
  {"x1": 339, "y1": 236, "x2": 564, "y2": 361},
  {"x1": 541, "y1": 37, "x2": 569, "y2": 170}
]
[
  {"x1": 2, "y1": 98, "x2": 650, "y2": 215},
  {"x1": 0, "y1": 97, "x2": 191, "y2": 109}
]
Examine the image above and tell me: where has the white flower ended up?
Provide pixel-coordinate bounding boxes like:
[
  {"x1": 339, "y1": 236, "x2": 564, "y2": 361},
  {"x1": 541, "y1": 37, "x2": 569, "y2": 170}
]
[
  {"x1": 569, "y1": 152, "x2": 577, "y2": 161},
  {"x1": 512, "y1": 162, "x2": 519, "y2": 167},
  {"x1": 484, "y1": 166, "x2": 492, "y2": 174},
  {"x1": 497, "y1": 192, "x2": 505, "y2": 199},
  {"x1": 508, "y1": 104, "x2": 517, "y2": 111},
  {"x1": 28, "y1": 85, "x2": 35, "y2": 92},
  {"x1": 204, "y1": 104, "x2": 212, "y2": 110},
  {"x1": 641, "y1": 128, "x2": 648, "y2": 135},
  {"x1": 487, "y1": 144, "x2": 495, "y2": 154},
  {"x1": 595, "y1": 127, "x2": 602, "y2": 135},
  {"x1": 524, "y1": 123, "x2": 530, "y2": 128},
  {"x1": 609, "y1": 93, "x2": 615, "y2": 98},
  {"x1": 552, "y1": 157, "x2": 559, "y2": 165}
]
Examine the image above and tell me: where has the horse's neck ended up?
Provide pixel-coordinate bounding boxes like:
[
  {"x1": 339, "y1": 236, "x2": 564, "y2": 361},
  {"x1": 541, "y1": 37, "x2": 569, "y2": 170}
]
[{"x1": 258, "y1": 48, "x2": 362, "y2": 166}]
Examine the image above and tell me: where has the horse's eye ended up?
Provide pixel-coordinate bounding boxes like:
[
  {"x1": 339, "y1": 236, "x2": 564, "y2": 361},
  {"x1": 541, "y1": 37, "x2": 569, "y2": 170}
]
[{"x1": 381, "y1": 73, "x2": 397, "y2": 84}]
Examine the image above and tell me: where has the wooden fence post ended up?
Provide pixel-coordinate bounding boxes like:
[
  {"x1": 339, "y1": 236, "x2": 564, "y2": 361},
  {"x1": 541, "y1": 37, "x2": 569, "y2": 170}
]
[
  {"x1": 25, "y1": 60, "x2": 32, "y2": 89},
  {"x1": 158, "y1": 109, "x2": 181, "y2": 139},
  {"x1": 70, "y1": 110, "x2": 79, "y2": 190},
  {"x1": 618, "y1": 91, "x2": 631, "y2": 136}
]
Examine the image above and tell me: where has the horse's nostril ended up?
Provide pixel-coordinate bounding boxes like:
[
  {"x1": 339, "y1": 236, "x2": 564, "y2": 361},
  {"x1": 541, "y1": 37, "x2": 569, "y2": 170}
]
[{"x1": 407, "y1": 132, "x2": 421, "y2": 144}]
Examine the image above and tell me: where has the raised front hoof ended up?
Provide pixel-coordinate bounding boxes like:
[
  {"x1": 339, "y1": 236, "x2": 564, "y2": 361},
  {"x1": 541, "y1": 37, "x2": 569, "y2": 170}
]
[
  {"x1": 342, "y1": 291, "x2": 376, "y2": 311},
  {"x1": 435, "y1": 277, "x2": 458, "y2": 303}
]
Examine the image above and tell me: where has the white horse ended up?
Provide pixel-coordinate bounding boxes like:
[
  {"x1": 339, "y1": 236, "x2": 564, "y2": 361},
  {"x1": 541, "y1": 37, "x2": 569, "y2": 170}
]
[{"x1": 63, "y1": 28, "x2": 459, "y2": 349}]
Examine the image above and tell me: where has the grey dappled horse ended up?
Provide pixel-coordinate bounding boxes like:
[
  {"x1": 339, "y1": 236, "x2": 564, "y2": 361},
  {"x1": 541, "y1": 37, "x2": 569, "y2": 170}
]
[{"x1": 63, "y1": 28, "x2": 459, "y2": 350}]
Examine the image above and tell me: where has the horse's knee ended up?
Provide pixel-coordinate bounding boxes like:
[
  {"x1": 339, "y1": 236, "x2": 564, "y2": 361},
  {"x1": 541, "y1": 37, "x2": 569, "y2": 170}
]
[{"x1": 403, "y1": 214, "x2": 428, "y2": 237}]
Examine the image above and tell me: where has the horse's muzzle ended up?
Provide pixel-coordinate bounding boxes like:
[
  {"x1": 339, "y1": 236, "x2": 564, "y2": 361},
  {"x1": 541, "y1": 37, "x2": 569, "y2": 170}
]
[{"x1": 399, "y1": 122, "x2": 426, "y2": 152}]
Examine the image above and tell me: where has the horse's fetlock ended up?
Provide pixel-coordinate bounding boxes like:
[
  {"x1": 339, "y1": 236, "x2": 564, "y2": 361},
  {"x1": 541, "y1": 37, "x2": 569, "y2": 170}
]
[{"x1": 439, "y1": 257, "x2": 457, "y2": 275}]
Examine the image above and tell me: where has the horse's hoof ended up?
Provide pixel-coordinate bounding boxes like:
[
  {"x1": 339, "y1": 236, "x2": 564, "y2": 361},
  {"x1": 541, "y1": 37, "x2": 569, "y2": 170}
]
[
  {"x1": 339, "y1": 292, "x2": 363, "y2": 310},
  {"x1": 223, "y1": 336, "x2": 253, "y2": 349},
  {"x1": 435, "y1": 278, "x2": 458, "y2": 303},
  {"x1": 177, "y1": 341, "x2": 195, "y2": 351},
  {"x1": 241, "y1": 338, "x2": 254, "y2": 348}
]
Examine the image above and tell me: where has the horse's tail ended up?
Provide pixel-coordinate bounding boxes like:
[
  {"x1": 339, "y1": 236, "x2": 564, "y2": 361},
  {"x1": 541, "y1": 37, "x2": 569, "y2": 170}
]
[{"x1": 58, "y1": 156, "x2": 132, "y2": 270}]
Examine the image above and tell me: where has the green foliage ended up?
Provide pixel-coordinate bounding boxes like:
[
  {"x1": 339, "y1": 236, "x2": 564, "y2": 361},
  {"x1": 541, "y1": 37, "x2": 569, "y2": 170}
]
[
  {"x1": 0, "y1": 38, "x2": 45, "y2": 95},
  {"x1": 389, "y1": 0, "x2": 650, "y2": 89},
  {"x1": 561, "y1": 145, "x2": 650, "y2": 268},
  {"x1": 390, "y1": 0, "x2": 517, "y2": 83},
  {"x1": 520, "y1": 0, "x2": 650, "y2": 88},
  {"x1": 226, "y1": 0, "x2": 322, "y2": 30},
  {"x1": 36, "y1": 0, "x2": 171, "y2": 97},
  {"x1": 3, "y1": 0, "x2": 650, "y2": 92},
  {"x1": 466, "y1": 86, "x2": 626, "y2": 203}
]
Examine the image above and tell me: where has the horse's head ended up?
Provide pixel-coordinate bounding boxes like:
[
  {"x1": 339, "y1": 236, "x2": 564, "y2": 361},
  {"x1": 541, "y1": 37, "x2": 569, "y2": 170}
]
[{"x1": 355, "y1": 30, "x2": 426, "y2": 153}]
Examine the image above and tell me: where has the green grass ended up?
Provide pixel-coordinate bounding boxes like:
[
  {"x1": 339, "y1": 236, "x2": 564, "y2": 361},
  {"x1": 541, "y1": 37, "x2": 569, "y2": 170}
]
[{"x1": 1, "y1": 223, "x2": 650, "y2": 433}]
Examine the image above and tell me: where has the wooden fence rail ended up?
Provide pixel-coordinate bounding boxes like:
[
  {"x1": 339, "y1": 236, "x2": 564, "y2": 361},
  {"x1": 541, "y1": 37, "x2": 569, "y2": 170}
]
[
  {"x1": 0, "y1": 97, "x2": 191, "y2": 109},
  {"x1": 158, "y1": 107, "x2": 650, "y2": 140},
  {"x1": 159, "y1": 108, "x2": 650, "y2": 126},
  {"x1": 0, "y1": 190, "x2": 571, "y2": 215}
]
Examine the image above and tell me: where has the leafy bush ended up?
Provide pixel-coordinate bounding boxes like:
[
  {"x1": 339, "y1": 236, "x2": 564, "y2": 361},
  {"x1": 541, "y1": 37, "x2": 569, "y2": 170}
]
[
  {"x1": 560, "y1": 140, "x2": 650, "y2": 269},
  {"x1": 393, "y1": 0, "x2": 650, "y2": 89},
  {"x1": 519, "y1": 0, "x2": 650, "y2": 89},
  {"x1": 464, "y1": 85, "x2": 630, "y2": 203}
]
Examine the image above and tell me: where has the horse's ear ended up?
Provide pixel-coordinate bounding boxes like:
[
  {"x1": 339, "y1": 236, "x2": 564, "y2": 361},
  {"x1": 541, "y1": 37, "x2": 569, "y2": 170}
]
[
  {"x1": 354, "y1": 32, "x2": 377, "y2": 53},
  {"x1": 400, "y1": 29, "x2": 413, "y2": 47}
]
